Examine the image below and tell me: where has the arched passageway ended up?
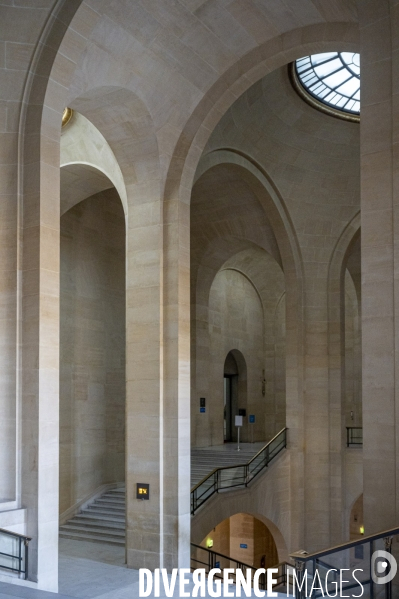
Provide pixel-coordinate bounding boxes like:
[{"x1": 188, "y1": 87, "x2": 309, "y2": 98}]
[
  {"x1": 59, "y1": 187, "x2": 126, "y2": 525},
  {"x1": 200, "y1": 513, "x2": 279, "y2": 569},
  {"x1": 223, "y1": 350, "x2": 247, "y2": 443}
]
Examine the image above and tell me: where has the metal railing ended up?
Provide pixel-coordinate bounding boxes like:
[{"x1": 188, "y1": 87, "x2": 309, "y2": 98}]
[
  {"x1": 191, "y1": 542, "x2": 291, "y2": 591},
  {"x1": 191, "y1": 428, "x2": 287, "y2": 515},
  {"x1": 346, "y1": 427, "x2": 363, "y2": 447},
  {"x1": 291, "y1": 525, "x2": 399, "y2": 598},
  {"x1": 0, "y1": 527, "x2": 31, "y2": 579}
]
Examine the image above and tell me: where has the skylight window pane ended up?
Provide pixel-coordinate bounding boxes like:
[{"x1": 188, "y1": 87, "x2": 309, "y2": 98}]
[
  {"x1": 322, "y1": 69, "x2": 349, "y2": 89},
  {"x1": 317, "y1": 88, "x2": 331, "y2": 99},
  {"x1": 302, "y1": 74, "x2": 318, "y2": 86},
  {"x1": 335, "y1": 78, "x2": 359, "y2": 98},
  {"x1": 335, "y1": 96, "x2": 349, "y2": 108},
  {"x1": 310, "y1": 52, "x2": 338, "y2": 65},
  {"x1": 314, "y1": 59, "x2": 342, "y2": 78},
  {"x1": 324, "y1": 92, "x2": 337, "y2": 103},
  {"x1": 295, "y1": 52, "x2": 360, "y2": 117},
  {"x1": 345, "y1": 100, "x2": 356, "y2": 111}
]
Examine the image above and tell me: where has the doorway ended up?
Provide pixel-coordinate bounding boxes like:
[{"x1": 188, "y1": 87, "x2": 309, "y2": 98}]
[
  {"x1": 224, "y1": 351, "x2": 242, "y2": 442},
  {"x1": 224, "y1": 374, "x2": 235, "y2": 442}
]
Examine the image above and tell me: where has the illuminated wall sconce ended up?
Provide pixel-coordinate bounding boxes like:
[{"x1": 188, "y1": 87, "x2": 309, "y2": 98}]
[
  {"x1": 207, "y1": 538, "x2": 213, "y2": 549},
  {"x1": 62, "y1": 107, "x2": 74, "y2": 128},
  {"x1": 360, "y1": 526, "x2": 365, "y2": 535}
]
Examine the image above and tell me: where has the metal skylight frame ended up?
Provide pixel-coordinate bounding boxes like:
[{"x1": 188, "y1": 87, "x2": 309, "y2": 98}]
[{"x1": 291, "y1": 52, "x2": 360, "y2": 123}]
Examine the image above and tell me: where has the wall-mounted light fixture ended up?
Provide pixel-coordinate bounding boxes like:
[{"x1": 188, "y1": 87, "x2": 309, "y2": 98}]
[
  {"x1": 360, "y1": 526, "x2": 364, "y2": 535},
  {"x1": 207, "y1": 538, "x2": 213, "y2": 549},
  {"x1": 62, "y1": 107, "x2": 74, "y2": 128}
]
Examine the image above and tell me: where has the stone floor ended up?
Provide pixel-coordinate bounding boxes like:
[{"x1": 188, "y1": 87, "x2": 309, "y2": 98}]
[{"x1": 0, "y1": 539, "x2": 288, "y2": 598}]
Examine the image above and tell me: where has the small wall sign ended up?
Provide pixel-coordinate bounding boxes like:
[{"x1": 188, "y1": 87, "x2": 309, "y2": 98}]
[
  {"x1": 137, "y1": 483, "x2": 150, "y2": 500},
  {"x1": 240, "y1": 543, "x2": 248, "y2": 549},
  {"x1": 200, "y1": 407, "x2": 206, "y2": 413},
  {"x1": 249, "y1": 415, "x2": 255, "y2": 424},
  {"x1": 215, "y1": 561, "x2": 220, "y2": 568},
  {"x1": 200, "y1": 397, "x2": 206, "y2": 407}
]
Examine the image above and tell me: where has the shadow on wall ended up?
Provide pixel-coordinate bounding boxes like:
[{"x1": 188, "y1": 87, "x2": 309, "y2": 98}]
[{"x1": 59, "y1": 188, "x2": 126, "y2": 518}]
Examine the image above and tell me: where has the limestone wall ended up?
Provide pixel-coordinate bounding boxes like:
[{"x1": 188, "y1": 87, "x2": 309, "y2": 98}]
[
  {"x1": 59, "y1": 188, "x2": 125, "y2": 515},
  {"x1": 207, "y1": 269, "x2": 264, "y2": 445}
]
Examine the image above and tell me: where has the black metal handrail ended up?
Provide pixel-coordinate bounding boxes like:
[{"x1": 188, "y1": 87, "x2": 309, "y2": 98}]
[
  {"x1": 191, "y1": 428, "x2": 287, "y2": 515},
  {"x1": 291, "y1": 525, "x2": 399, "y2": 599},
  {"x1": 346, "y1": 426, "x2": 363, "y2": 447},
  {"x1": 0, "y1": 527, "x2": 31, "y2": 579},
  {"x1": 190, "y1": 542, "x2": 290, "y2": 590}
]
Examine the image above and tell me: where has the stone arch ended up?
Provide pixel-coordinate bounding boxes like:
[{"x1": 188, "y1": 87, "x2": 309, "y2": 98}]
[
  {"x1": 349, "y1": 493, "x2": 364, "y2": 540},
  {"x1": 17, "y1": 2, "x2": 161, "y2": 581},
  {"x1": 191, "y1": 152, "x2": 303, "y2": 544},
  {"x1": 60, "y1": 163, "x2": 114, "y2": 215},
  {"x1": 192, "y1": 503, "x2": 289, "y2": 564},
  {"x1": 225, "y1": 349, "x2": 247, "y2": 379},
  {"x1": 193, "y1": 151, "x2": 302, "y2": 307},
  {"x1": 327, "y1": 212, "x2": 361, "y2": 546},
  {"x1": 194, "y1": 154, "x2": 301, "y2": 411},
  {"x1": 60, "y1": 111, "x2": 128, "y2": 215},
  {"x1": 69, "y1": 86, "x2": 159, "y2": 192},
  {"x1": 198, "y1": 512, "x2": 279, "y2": 569},
  {"x1": 163, "y1": 23, "x2": 359, "y2": 209}
]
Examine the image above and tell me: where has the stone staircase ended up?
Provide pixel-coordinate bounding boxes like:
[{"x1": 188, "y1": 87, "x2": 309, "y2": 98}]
[
  {"x1": 191, "y1": 442, "x2": 266, "y2": 487},
  {"x1": 59, "y1": 486, "x2": 125, "y2": 545},
  {"x1": 59, "y1": 444, "x2": 265, "y2": 545}
]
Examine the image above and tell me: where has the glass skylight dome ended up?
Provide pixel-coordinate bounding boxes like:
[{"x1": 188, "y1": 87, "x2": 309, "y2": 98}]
[{"x1": 295, "y1": 52, "x2": 360, "y2": 116}]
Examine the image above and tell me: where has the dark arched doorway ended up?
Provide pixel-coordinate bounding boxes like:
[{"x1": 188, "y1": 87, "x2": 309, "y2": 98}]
[{"x1": 224, "y1": 350, "x2": 247, "y2": 442}]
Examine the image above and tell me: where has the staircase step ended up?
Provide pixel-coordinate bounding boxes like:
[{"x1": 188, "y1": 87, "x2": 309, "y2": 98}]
[
  {"x1": 59, "y1": 530, "x2": 125, "y2": 545},
  {"x1": 76, "y1": 513, "x2": 125, "y2": 524},
  {"x1": 91, "y1": 502, "x2": 125, "y2": 511},
  {"x1": 60, "y1": 523, "x2": 125, "y2": 538},
  {"x1": 88, "y1": 508, "x2": 125, "y2": 516},
  {"x1": 72, "y1": 517, "x2": 125, "y2": 529},
  {"x1": 94, "y1": 497, "x2": 125, "y2": 505}
]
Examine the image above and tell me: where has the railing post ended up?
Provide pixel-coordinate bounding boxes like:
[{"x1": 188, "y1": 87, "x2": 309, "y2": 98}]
[
  {"x1": 384, "y1": 536, "x2": 393, "y2": 599},
  {"x1": 370, "y1": 540, "x2": 374, "y2": 599},
  {"x1": 24, "y1": 539, "x2": 29, "y2": 580},
  {"x1": 216, "y1": 469, "x2": 219, "y2": 493}
]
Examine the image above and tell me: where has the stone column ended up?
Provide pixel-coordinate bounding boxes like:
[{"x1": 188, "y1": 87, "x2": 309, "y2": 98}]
[
  {"x1": 360, "y1": 0, "x2": 399, "y2": 533},
  {"x1": 20, "y1": 107, "x2": 61, "y2": 590},
  {"x1": 125, "y1": 183, "x2": 190, "y2": 570},
  {"x1": 303, "y1": 270, "x2": 332, "y2": 551}
]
